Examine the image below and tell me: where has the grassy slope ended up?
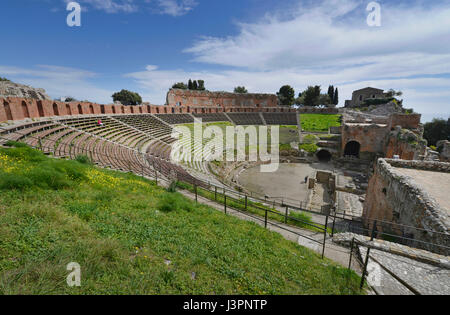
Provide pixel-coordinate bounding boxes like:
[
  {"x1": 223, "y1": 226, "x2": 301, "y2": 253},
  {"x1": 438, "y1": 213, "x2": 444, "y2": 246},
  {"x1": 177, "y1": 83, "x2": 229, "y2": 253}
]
[
  {"x1": 300, "y1": 114, "x2": 342, "y2": 132},
  {"x1": 0, "y1": 144, "x2": 361, "y2": 294}
]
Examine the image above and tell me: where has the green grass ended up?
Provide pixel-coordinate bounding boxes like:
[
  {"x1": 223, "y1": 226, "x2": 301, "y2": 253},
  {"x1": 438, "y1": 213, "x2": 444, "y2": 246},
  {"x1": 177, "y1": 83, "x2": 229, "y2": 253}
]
[
  {"x1": 300, "y1": 114, "x2": 342, "y2": 132},
  {"x1": 299, "y1": 143, "x2": 319, "y2": 153},
  {"x1": 0, "y1": 144, "x2": 362, "y2": 294},
  {"x1": 176, "y1": 182, "x2": 330, "y2": 234}
]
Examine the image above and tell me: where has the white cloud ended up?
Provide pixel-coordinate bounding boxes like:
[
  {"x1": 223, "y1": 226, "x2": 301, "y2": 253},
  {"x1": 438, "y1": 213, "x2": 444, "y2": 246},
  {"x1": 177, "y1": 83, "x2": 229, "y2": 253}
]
[
  {"x1": 0, "y1": 65, "x2": 114, "y2": 104},
  {"x1": 184, "y1": 0, "x2": 450, "y2": 70},
  {"x1": 124, "y1": 0, "x2": 450, "y2": 121},
  {"x1": 155, "y1": 0, "x2": 198, "y2": 17},
  {"x1": 62, "y1": 0, "x2": 198, "y2": 15},
  {"x1": 125, "y1": 64, "x2": 450, "y2": 121},
  {"x1": 64, "y1": 0, "x2": 138, "y2": 13}
]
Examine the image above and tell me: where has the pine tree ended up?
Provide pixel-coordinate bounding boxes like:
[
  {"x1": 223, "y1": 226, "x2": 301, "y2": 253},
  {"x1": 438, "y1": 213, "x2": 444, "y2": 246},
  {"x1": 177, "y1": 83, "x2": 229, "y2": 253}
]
[
  {"x1": 193, "y1": 80, "x2": 198, "y2": 90},
  {"x1": 188, "y1": 79, "x2": 193, "y2": 90}
]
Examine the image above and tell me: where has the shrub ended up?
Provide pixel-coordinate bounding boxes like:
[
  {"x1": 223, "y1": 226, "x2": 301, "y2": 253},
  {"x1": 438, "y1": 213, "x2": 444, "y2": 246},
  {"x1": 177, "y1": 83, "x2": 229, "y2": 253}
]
[
  {"x1": 5, "y1": 140, "x2": 28, "y2": 148},
  {"x1": 75, "y1": 155, "x2": 92, "y2": 165},
  {"x1": 157, "y1": 192, "x2": 195, "y2": 213},
  {"x1": 0, "y1": 171, "x2": 33, "y2": 190},
  {"x1": 167, "y1": 180, "x2": 178, "y2": 193}
]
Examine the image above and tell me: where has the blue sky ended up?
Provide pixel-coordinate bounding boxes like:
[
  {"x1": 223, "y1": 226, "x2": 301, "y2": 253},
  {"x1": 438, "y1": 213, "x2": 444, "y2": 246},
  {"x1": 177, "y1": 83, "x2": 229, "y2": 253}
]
[{"x1": 0, "y1": 0, "x2": 449, "y2": 122}]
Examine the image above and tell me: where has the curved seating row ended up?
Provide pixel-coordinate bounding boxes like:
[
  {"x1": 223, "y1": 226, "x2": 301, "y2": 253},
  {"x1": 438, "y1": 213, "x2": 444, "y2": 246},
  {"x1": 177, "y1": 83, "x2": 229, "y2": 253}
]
[
  {"x1": 192, "y1": 113, "x2": 230, "y2": 123},
  {"x1": 262, "y1": 112, "x2": 298, "y2": 125},
  {"x1": 155, "y1": 114, "x2": 194, "y2": 125},
  {"x1": 227, "y1": 113, "x2": 264, "y2": 125}
]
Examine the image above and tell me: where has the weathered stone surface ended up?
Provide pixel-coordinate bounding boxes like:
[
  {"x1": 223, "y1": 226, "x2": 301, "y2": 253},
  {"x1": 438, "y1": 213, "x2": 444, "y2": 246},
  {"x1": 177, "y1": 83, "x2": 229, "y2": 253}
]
[
  {"x1": 0, "y1": 81, "x2": 51, "y2": 100},
  {"x1": 363, "y1": 159, "x2": 450, "y2": 255}
]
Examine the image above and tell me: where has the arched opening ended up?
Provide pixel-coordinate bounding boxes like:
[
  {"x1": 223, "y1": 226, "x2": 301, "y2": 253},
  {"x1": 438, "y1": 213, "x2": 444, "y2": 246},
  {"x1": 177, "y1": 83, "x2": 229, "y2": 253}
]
[
  {"x1": 4, "y1": 103, "x2": 13, "y2": 120},
  {"x1": 37, "y1": 101, "x2": 45, "y2": 117},
  {"x1": 21, "y1": 101, "x2": 30, "y2": 118},
  {"x1": 100, "y1": 105, "x2": 106, "y2": 114},
  {"x1": 344, "y1": 141, "x2": 360, "y2": 158},
  {"x1": 317, "y1": 149, "x2": 332, "y2": 162},
  {"x1": 66, "y1": 104, "x2": 72, "y2": 115},
  {"x1": 112, "y1": 106, "x2": 116, "y2": 114},
  {"x1": 53, "y1": 103, "x2": 59, "y2": 116},
  {"x1": 77, "y1": 104, "x2": 83, "y2": 115},
  {"x1": 89, "y1": 105, "x2": 94, "y2": 114},
  {"x1": 121, "y1": 106, "x2": 125, "y2": 114}
]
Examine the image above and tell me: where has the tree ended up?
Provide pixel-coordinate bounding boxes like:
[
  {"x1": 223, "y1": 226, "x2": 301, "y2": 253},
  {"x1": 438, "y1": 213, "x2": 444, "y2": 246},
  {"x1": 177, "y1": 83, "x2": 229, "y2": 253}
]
[
  {"x1": 423, "y1": 118, "x2": 450, "y2": 147},
  {"x1": 192, "y1": 80, "x2": 198, "y2": 90},
  {"x1": 333, "y1": 87, "x2": 339, "y2": 105},
  {"x1": 386, "y1": 89, "x2": 403, "y2": 98},
  {"x1": 0, "y1": 77, "x2": 10, "y2": 82},
  {"x1": 112, "y1": 89, "x2": 142, "y2": 105},
  {"x1": 172, "y1": 82, "x2": 188, "y2": 89},
  {"x1": 197, "y1": 80, "x2": 205, "y2": 91},
  {"x1": 188, "y1": 79, "x2": 193, "y2": 90},
  {"x1": 64, "y1": 97, "x2": 77, "y2": 102},
  {"x1": 327, "y1": 85, "x2": 334, "y2": 102},
  {"x1": 234, "y1": 86, "x2": 248, "y2": 94},
  {"x1": 319, "y1": 94, "x2": 331, "y2": 106},
  {"x1": 301, "y1": 86, "x2": 321, "y2": 107},
  {"x1": 277, "y1": 85, "x2": 295, "y2": 106}
]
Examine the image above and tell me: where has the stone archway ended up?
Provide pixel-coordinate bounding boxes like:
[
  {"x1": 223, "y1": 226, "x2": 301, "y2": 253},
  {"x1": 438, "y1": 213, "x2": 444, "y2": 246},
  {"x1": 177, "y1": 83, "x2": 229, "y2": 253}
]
[
  {"x1": 53, "y1": 103, "x2": 59, "y2": 116},
  {"x1": 317, "y1": 149, "x2": 332, "y2": 162},
  {"x1": 22, "y1": 101, "x2": 30, "y2": 118},
  {"x1": 344, "y1": 141, "x2": 360, "y2": 158}
]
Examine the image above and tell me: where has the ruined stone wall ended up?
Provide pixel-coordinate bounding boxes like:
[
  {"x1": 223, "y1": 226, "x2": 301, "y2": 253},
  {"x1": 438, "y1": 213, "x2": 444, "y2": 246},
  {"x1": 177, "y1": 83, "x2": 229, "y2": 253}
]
[
  {"x1": 363, "y1": 158, "x2": 450, "y2": 255},
  {"x1": 0, "y1": 97, "x2": 187, "y2": 121},
  {"x1": 0, "y1": 97, "x2": 297, "y2": 122},
  {"x1": 341, "y1": 123, "x2": 389, "y2": 157},
  {"x1": 166, "y1": 89, "x2": 278, "y2": 108},
  {"x1": 384, "y1": 126, "x2": 427, "y2": 160},
  {"x1": 340, "y1": 113, "x2": 424, "y2": 160},
  {"x1": 388, "y1": 113, "x2": 421, "y2": 130}
]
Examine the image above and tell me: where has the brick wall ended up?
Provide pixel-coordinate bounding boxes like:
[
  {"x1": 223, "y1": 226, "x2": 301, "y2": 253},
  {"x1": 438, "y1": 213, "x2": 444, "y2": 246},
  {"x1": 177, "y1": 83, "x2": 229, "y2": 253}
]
[
  {"x1": 166, "y1": 89, "x2": 278, "y2": 108},
  {"x1": 0, "y1": 97, "x2": 297, "y2": 122}
]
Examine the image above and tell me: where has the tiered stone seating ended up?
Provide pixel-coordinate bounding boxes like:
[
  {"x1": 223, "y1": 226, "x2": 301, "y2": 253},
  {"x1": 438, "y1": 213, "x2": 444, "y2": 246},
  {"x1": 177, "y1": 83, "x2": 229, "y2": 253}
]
[
  {"x1": 61, "y1": 116, "x2": 154, "y2": 152},
  {"x1": 227, "y1": 113, "x2": 264, "y2": 125},
  {"x1": 263, "y1": 112, "x2": 297, "y2": 125},
  {"x1": 115, "y1": 114, "x2": 173, "y2": 140},
  {"x1": 0, "y1": 121, "x2": 58, "y2": 145},
  {"x1": 155, "y1": 114, "x2": 194, "y2": 125},
  {"x1": 192, "y1": 113, "x2": 230, "y2": 123}
]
